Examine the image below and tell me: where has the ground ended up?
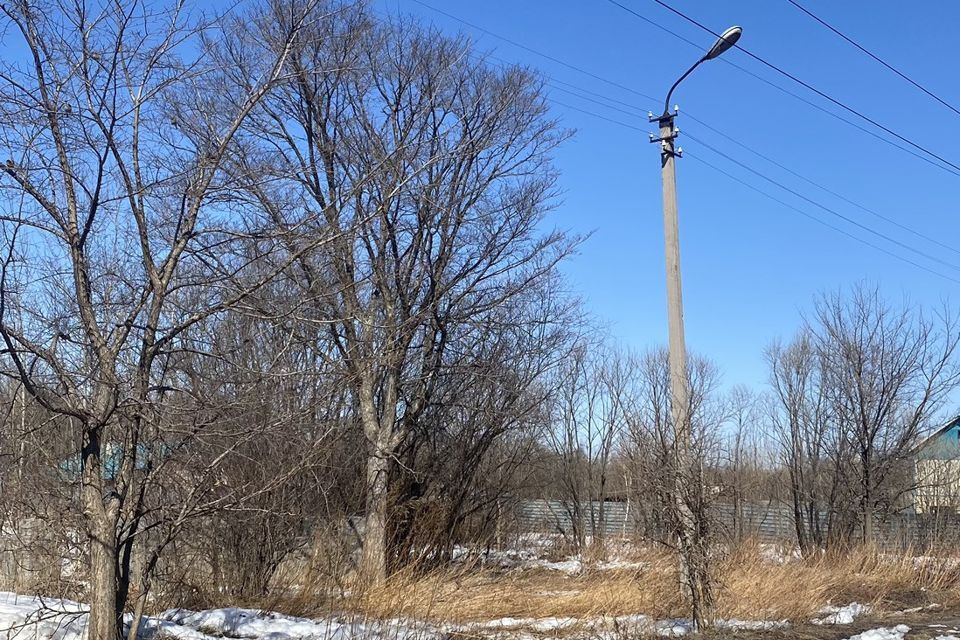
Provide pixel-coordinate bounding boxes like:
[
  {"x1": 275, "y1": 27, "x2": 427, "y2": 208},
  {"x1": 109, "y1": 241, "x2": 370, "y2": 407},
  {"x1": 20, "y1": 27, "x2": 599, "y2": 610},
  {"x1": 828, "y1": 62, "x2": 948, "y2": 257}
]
[{"x1": 5, "y1": 536, "x2": 960, "y2": 640}]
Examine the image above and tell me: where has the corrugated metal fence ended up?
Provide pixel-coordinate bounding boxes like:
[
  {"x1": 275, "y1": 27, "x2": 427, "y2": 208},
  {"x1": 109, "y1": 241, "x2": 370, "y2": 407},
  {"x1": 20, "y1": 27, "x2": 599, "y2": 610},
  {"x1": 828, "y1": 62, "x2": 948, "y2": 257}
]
[
  {"x1": 515, "y1": 499, "x2": 797, "y2": 540},
  {"x1": 514, "y1": 499, "x2": 960, "y2": 548}
]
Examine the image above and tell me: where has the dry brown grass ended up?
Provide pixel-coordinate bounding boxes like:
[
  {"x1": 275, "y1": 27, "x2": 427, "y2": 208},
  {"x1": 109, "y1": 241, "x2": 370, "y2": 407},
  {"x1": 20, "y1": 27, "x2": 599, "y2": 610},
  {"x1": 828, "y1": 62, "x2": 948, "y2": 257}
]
[
  {"x1": 713, "y1": 539, "x2": 960, "y2": 621},
  {"x1": 344, "y1": 552, "x2": 681, "y2": 623},
  {"x1": 271, "y1": 539, "x2": 960, "y2": 627}
]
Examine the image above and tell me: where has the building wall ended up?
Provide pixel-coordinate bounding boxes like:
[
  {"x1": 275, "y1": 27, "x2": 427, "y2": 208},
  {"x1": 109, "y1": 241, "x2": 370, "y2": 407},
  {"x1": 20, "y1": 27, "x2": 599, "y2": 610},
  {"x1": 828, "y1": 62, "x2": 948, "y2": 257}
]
[{"x1": 914, "y1": 458, "x2": 960, "y2": 514}]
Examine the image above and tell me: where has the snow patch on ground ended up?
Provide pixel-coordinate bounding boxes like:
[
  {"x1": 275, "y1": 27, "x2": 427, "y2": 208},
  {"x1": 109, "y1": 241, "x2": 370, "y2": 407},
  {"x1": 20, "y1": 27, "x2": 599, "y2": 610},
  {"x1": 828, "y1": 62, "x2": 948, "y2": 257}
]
[
  {"x1": 715, "y1": 618, "x2": 790, "y2": 631},
  {"x1": 847, "y1": 624, "x2": 910, "y2": 640},
  {"x1": 0, "y1": 591, "x2": 795, "y2": 640},
  {"x1": 452, "y1": 534, "x2": 648, "y2": 575},
  {"x1": 453, "y1": 546, "x2": 645, "y2": 574},
  {"x1": 455, "y1": 616, "x2": 580, "y2": 632},
  {"x1": 759, "y1": 543, "x2": 802, "y2": 565},
  {"x1": 813, "y1": 602, "x2": 871, "y2": 625},
  {"x1": 0, "y1": 595, "x2": 437, "y2": 640},
  {"x1": 0, "y1": 592, "x2": 90, "y2": 640}
]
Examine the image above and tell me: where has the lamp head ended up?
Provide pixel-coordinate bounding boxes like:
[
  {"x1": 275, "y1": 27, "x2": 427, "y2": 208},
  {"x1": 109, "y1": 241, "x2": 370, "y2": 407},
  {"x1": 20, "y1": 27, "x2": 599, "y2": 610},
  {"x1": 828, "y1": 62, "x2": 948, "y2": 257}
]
[{"x1": 704, "y1": 26, "x2": 742, "y2": 61}]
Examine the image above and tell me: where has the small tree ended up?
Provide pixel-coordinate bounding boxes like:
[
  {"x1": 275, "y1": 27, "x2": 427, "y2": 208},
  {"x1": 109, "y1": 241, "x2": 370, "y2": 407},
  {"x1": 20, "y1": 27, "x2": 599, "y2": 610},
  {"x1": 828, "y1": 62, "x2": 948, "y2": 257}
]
[
  {"x1": 809, "y1": 285, "x2": 960, "y2": 544},
  {"x1": 0, "y1": 1, "x2": 316, "y2": 636},
  {"x1": 231, "y1": 2, "x2": 575, "y2": 584},
  {"x1": 767, "y1": 332, "x2": 837, "y2": 552},
  {"x1": 622, "y1": 348, "x2": 724, "y2": 627}
]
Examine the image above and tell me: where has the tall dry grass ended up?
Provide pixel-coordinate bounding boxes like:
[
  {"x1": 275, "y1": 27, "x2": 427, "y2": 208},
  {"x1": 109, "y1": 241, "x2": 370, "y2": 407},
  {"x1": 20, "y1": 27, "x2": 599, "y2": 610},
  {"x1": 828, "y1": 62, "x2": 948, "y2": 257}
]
[
  {"x1": 266, "y1": 538, "x2": 960, "y2": 627},
  {"x1": 350, "y1": 557, "x2": 680, "y2": 623},
  {"x1": 714, "y1": 539, "x2": 960, "y2": 620}
]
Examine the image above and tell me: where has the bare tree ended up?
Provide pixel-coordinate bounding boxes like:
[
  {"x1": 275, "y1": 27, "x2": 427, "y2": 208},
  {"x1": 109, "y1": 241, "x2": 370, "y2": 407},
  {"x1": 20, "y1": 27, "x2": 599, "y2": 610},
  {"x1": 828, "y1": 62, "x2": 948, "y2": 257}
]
[
  {"x1": 767, "y1": 332, "x2": 837, "y2": 552},
  {"x1": 809, "y1": 285, "x2": 960, "y2": 544},
  {"x1": 548, "y1": 343, "x2": 603, "y2": 552},
  {"x1": 231, "y1": 3, "x2": 575, "y2": 584},
  {"x1": 720, "y1": 385, "x2": 770, "y2": 542},
  {"x1": 546, "y1": 344, "x2": 635, "y2": 555},
  {"x1": 0, "y1": 1, "x2": 317, "y2": 637},
  {"x1": 621, "y1": 348, "x2": 724, "y2": 624}
]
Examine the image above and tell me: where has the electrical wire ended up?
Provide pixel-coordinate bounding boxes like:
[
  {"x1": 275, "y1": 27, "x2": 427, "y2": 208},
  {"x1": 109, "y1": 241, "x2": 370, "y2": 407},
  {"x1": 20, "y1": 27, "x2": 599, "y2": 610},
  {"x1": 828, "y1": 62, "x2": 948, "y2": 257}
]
[
  {"x1": 786, "y1": 0, "x2": 960, "y2": 118},
  {"x1": 409, "y1": 0, "x2": 655, "y2": 103},
  {"x1": 640, "y1": 0, "x2": 960, "y2": 174},
  {"x1": 417, "y1": 0, "x2": 960, "y2": 178},
  {"x1": 681, "y1": 113, "x2": 960, "y2": 258},
  {"x1": 402, "y1": 0, "x2": 960, "y2": 284},
  {"x1": 684, "y1": 151, "x2": 960, "y2": 285},
  {"x1": 551, "y1": 99, "x2": 644, "y2": 130},
  {"x1": 596, "y1": 0, "x2": 960, "y2": 178},
  {"x1": 683, "y1": 132, "x2": 960, "y2": 273}
]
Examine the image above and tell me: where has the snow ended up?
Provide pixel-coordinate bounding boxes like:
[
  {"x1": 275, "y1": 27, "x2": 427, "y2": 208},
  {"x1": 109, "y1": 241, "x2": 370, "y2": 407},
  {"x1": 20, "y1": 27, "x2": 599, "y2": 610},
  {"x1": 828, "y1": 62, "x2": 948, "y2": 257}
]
[
  {"x1": 0, "y1": 596, "x2": 437, "y2": 640},
  {"x1": 715, "y1": 618, "x2": 790, "y2": 631},
  {"x1": 456, "y1": 613, "x2": 786, "y2": 637},
  {"x1": 457, "y1": 616, "x2": 579, "y2": 632},
  {"x1": 452, "y1": 544, "x2": 645, "y2": 574},
  {"x1": 813, "y1": 602, "x2": 871, "y2": 625},
  {"x1": 0, "y1": 591, "x2": 822, "y2": 640},
  {"x1": 0, "y1": 592, "x2": 89, "y2": 640},
  {"x1": 759, "y1": 543, "x2": 803, "y2": 565},
  {"x1": 151, "y1": 609, "x2": 440, "y2": 640},
  {"x1": 847, "y1": 625, "x2": 910, "y2": 640}
]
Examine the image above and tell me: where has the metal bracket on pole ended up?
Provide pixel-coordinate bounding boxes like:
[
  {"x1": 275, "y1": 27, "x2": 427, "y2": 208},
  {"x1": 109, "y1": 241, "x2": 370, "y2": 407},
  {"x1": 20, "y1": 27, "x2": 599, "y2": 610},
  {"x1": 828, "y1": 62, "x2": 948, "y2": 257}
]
[
  {"x1": 649, "y1": 106, "x2": 682, "y2": 158},
  {"x1": 648, "y1": 105, "x2": 679, "y2": 124}
]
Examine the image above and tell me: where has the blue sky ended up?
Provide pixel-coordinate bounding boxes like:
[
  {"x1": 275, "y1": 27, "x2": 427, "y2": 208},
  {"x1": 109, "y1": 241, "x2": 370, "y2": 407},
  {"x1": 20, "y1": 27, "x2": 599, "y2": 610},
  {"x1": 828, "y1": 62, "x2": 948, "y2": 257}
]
[{"x1": 376, "y1": 0, "x2": 960, "y2": 391}]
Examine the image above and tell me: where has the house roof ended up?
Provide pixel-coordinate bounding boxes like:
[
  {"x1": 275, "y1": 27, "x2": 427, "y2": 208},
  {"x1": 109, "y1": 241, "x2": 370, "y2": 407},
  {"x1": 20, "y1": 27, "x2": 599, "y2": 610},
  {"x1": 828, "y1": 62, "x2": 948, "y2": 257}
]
[{"x1": 912, "y1": 414, "x2": 960, "y2": 459}]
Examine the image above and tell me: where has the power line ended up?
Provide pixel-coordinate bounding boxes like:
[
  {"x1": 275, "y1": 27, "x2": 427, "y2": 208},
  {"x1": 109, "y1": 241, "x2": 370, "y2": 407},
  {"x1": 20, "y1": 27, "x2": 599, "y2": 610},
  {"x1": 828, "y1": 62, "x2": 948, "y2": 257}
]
[
  {"x1": 600, "y1": 0, "x2": 960, "y2": 179},
  {"x1": 403, "y1": 0, "x2": 960, "y2": 283},
  {"x1": 641, "y1": 0, "x2": 960, "y2": 175},
  {"x1": 547, "y1": 82, "x2": 653, "y2": 119},
  {"x1": 682, "y1": 113, "x2": 960, "y2": 258},
  {"x1": 419, "y1": 0, "x2": 960, "y2": 178},
  {"x1": 684, "y1": 151, "x2": 960, "y2": 286},
  {"x1": 550, "y1": 78, "x2": 960, "y2": 262},
  {"x1": 547, "y1": 79, "x2": 960, "y2": 260},
  {"x1": 553, "y1": 93, "x2": 960, "y2": 283},
  {"x1": 551, "y1": 88, "x2": 960, "y2": 284},
  {"x1": 786, "y1": 0, "x2": 960, "y2": 118},
  {"x1": 409, "y1": 0, "x2": 654, "y2": 103},
  {"x1": 546, "y1": 97, "x2": 960, "y2": 282},
  {"x1": 551, "y1": 99, "x2": 644, "y2": 130},
  {"x1": 683, "y1": 132, "x2": 960, "y2": 274}
]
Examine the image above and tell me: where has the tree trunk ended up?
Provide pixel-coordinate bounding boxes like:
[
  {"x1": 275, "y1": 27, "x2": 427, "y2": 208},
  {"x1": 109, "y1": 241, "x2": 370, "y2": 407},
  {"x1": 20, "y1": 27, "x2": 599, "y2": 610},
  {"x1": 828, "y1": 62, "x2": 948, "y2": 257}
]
[
  {"x1": 862, "y1": 453, "x2": 874, "y2": 545},
  {"x1": 791, "y1": 484, "x2": 809, "y2": 554},
  {"x1": 862, "y1": 487, "x2": 874, "y2": 545},
  {"x1": 361, "y1": 450, "x2": 390, "y2": 586},
  {"x1": 87, "y1": 513, "x2": 120, "y2": 640},
  {"x1": 82, "y1": 424, "x2": 122, "y2": 640}
]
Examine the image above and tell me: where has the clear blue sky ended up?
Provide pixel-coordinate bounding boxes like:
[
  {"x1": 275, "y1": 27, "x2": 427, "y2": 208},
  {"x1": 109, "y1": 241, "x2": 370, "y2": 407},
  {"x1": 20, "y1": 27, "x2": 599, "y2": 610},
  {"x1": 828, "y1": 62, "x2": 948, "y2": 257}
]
[{"x1": 379, "y1": 0, "x2": 960, "y2": 391}]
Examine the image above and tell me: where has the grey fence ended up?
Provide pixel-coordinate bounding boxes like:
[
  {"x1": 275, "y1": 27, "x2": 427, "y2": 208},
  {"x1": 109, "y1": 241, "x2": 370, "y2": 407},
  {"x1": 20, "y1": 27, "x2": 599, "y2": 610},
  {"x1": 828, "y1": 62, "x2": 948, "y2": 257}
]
[
  {"x1": 515, "y1": 498, "x2": 960, "y2": 549},
  {"x1": 515, "y1": 498, "x2": 796, "y2": 541}
]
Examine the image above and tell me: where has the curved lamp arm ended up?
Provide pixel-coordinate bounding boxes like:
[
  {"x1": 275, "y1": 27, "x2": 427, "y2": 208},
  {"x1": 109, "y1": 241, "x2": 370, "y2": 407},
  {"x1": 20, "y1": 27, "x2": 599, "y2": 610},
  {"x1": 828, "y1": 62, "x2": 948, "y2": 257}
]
[
  {"x1": 663, "y1": 57, "x2": 706, "y2": 116},
  {"x1": 661, "y1": 26, "x2": 742, "y2": 117}
]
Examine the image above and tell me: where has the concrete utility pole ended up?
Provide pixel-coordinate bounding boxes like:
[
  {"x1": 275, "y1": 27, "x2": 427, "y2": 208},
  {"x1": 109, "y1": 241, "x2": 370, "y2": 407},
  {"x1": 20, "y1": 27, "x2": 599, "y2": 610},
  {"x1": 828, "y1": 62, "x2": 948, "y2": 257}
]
[
  {"x1": 650, "y1": 24, "x2": 742, "y2": 631},
  {"x1": 652, "y1": 102, "x2": 697, "y2": 590}
]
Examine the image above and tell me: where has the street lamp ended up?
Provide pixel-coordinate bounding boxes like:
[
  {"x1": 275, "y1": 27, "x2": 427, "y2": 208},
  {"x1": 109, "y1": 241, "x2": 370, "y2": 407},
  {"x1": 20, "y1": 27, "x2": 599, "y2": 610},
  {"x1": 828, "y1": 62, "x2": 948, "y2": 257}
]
[
  {"x1": 649, "y1": 24, "x2": 741, "y2": 629},
  {"x1": 662, "y1": 26, "x2": 742, "y2": 117}
]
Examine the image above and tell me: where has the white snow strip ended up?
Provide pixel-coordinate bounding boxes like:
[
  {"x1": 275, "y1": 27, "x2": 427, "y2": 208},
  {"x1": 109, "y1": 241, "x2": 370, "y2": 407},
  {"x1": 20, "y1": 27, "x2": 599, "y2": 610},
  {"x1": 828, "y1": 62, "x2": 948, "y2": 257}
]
[
  {"x1": 759, "y1": 544, "x2": 802, "y2": 565},
  {"x1": 848, "y1": 625, "x2": 910, "y2": 640},
  {"x1": 457, "y1": 616, "x2": 580, "y2": 632},
  {"x1": 0, "y1": 592, "x2": 90, "y2": 640},
  {"x1": 0, "y1": 591, "x2": 793, "y2": 640},
  {"x1": 715, "y1": 618, "x2": 790, "y2": 631},
  {"x1": 813, "y1": 602, "x2": 871, "y2": 625}
]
